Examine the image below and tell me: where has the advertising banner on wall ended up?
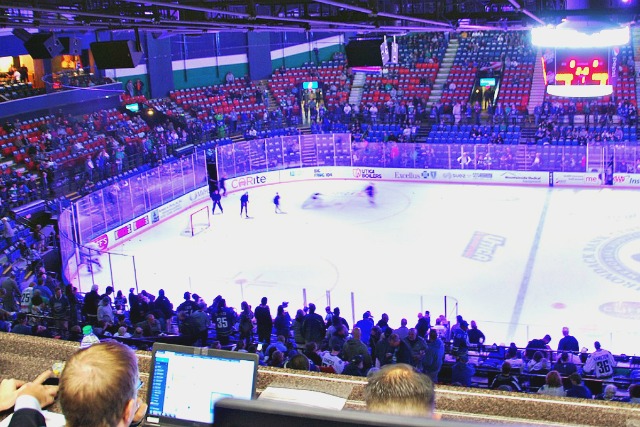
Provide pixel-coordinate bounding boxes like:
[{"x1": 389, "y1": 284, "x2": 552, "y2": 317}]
[
  {"x1": 552, "y1": 172, "x2": 602, "y2": 187},
  {"x1": 611, "y1": 174, "x2": 640, "y2": 187},
  {"x1": 228, "y1": 171, "x2": 280, "y2": 191}
]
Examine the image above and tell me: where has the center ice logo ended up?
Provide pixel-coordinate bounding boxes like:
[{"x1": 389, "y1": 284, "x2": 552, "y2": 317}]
[{"x1": 583, "y1": 230, "x2": 640, "y2": 291}]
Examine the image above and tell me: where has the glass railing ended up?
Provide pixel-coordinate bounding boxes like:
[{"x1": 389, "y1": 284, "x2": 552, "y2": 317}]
[
  {"x1": 215, "y1": 133, "x2": 640, "y2": 176},
  {"x1": 60, "y1": 150, "x2": 208, "y2": 293}
]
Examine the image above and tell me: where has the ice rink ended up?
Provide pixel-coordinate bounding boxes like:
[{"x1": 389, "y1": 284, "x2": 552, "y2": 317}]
[{"x1": 76, "y1": 180, "x2": 640, "y2": 355}]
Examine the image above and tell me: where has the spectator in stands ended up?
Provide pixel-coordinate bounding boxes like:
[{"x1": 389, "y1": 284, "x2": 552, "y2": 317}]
[
  {"x1": 376, "y1": 313, "x2": 392, "y2": 337},
  {"x1": 303, "y1": 341, "x2": 323, "y2": 367},
  {"x1": 566, "y1": 373, "x2": 592, "y2": 399},
  {"x1": 393, "y1": 318, "x2": 409, "y2": 340},
  {"x1": 467, "y1": 320, "x2": 485, "y2": 348},
  {"x1": 490, "y1": 361, "x2": 522, "y2": 392},
  {"x1": 526, "y1": 351, "x2": 550, "y2": 375},
  {"x1": 154, "y1": 289, "x2": 173, "y2": 332},
  {"x1": 238, "y1": 301, "x2": 254, "y2": 348},
  {"x1": 2, "y1": 217, "x2": 15, "y2": 245},
  {"x1": 190, "y1": 302, "x2": 210, "y2": 345},
  {"x1": 537, "y1": 370, "x2": 565, "y2": 397},
  {"x1": 254, "y1": 297, "x2": 272, "y2": 345},
  {"x1": 321, "y1": 344, "x2": 346, "y2": 373},
  {"x1": 302, "y1": 303, "x2": 325, "y2": 345},
  {"x1": 82, "y1": 284, "x2": 100, "y2": 325},
  {"x1": 582, "y1": 341, "x2": 616, "y2": 379},
  {"x1": 1, "y1": 272, "x2": 20, "y2": 305},
  {"x1": 421, "y1": 329, "x2": 445, "y2": 383},
  {"x1": 595, "y1": 384, "x2": 619, "y2": 401},
  {"x1": 332, "y1": 307, "x2": 349, "y2": 330},
  {"x1": 176, "y1": 291, "x2": 197, "y2": 317},
  {"x1": 97, "y1": 297, "x2": 115, "y2": 325},
  {"x1": 404, "y1": 328, "x2": 428, "y2": 371},
  {"x1": 375, "y1": 333, "x2": 412, "y2": 367},
  {"x1": 355, "y1": 311, "x2": 374, "y2": 344},
  {"x1": 525, "y1": 334, "x2": 551, "y2": 360},
  {"x1": 415, "y1": 311, "x2": 430, "y2": 339},
  {"x1": 451, "y1": 354, "x2": 475, "y2": 387},
  {"x1": 628, "y1": 384, "x2": 640, "y2": 403},
  {"x1": 553, "y1": 352, "x2": 577, "y2": 376},
  {"x1": 214, "y1": 298, "x2": 237, "y2": 346},
  {"x1": 11, "y1": 312, "x2": 34, "y2": 335},
  {"x1": 557, "y1": 326, "x2": 580, "y2": 353},
  {"x1": 286, "y1": 353, "x2": 311, "y2": 372},
  {"x1": 125, "y1": 80, "x2": 135, "y2": 97},
  {"x1": 265, "y1": 335, "x2": 287, "y2": 358},
  {"x1": 365, "y1": 363, "x2": 435, "y2": 418},
  {"x1": 451, "y1": 320, "x2": 470, "y2": 358},
  {"x1": 342, "y1": 354, "x2": 365, "y2": 377},
  {"x1": 342, "y1": 327, "x2": 372, "y2": 370},
  {"x1": 49, "y1": 286, "x2": 69, "y2": 336}
]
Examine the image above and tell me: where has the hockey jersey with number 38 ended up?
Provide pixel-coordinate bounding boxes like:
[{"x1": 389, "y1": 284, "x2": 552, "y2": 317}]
[{"x1": 583, "y1": 349, "x2": 616, "y2": 378}]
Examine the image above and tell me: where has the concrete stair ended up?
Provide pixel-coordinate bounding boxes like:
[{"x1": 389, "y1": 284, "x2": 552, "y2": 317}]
[
  {"x1": 348, "y1": 72, "x2": 366, "y2": 106},
  {"x1": 527, "y1": 49, "x2": 545, "y2": 115},
  {"x1": 427, "y1": 38, "x2": 458, "y2": 105}
]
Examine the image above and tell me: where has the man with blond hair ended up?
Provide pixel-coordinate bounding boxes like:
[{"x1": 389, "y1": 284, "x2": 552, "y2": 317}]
[
  {"x1": 364, "y1": 363, "x2": 435, "y2": 417},
  {"x1": 11, "y1": 341, "x2": 147, "y2": 427}
]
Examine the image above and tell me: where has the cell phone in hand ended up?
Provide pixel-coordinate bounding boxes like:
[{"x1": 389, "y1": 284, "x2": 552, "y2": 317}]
[{"x1": 43, "y1": 377, "x2": 60, "y2": 386}]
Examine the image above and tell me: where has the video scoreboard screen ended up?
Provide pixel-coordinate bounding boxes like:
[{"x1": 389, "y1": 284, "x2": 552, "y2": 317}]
[{"x1": 543, "y1": 47, "x2": 617, "y2": 97}]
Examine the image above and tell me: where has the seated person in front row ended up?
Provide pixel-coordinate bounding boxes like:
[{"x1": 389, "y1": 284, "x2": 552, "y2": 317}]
[
  {"x1": 8, "y1": 341, "x2": 148, "y2": 427},
  {"x1": 364, "y1": 363, "x2": 437, "y2": 418}
]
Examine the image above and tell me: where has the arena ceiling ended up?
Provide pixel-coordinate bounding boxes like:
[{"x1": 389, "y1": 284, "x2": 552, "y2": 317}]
[{"x1": 0, "y1": 0, "x2": 637, "y2": 35}]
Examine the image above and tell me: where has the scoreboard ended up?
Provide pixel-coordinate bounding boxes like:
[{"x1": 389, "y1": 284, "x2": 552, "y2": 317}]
[{"x1": 543, "y1": 47, "x2": 616, "y2": 97}]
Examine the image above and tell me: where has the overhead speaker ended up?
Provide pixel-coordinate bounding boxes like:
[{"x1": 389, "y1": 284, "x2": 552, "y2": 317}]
[
  {"x1": 60, "y1": 37, "x2": 82, "y2": 55},
  {"x1": 24, "y1": 33, "x2": 63, "y2": 59},
  {"x1": 90, "y1": 40, "x2": 143, "y2": 69},
  {"x1": 345, "y1": 39, "x2": 384, "y2": 67},
  {"x1": 12, "y1": 29, "x2": 32, "y2": 42}
]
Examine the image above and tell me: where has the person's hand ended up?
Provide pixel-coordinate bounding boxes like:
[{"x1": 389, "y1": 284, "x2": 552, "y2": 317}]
[
  {"x1": 131, "y1": 397, "x2": 148, "y2": 425},
  {"x1": 17, "y1": 370, "x2": 58, "y2": 409},
  {"x1": 0, "y1": 378, "x2": 26, "y2": 412}
]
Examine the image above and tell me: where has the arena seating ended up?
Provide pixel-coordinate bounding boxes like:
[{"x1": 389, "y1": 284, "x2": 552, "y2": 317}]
[
  {"x1": 269, "y1": 60, "x2": 349, "y2": 113},
  {"x1": 0, "y1": 82, "x2": 45, "y2": 102}
]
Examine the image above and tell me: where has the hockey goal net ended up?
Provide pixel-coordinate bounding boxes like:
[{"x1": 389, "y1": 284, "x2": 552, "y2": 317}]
[{"x1": 184, "y1": 206, "x2": 211, "y2": 236}]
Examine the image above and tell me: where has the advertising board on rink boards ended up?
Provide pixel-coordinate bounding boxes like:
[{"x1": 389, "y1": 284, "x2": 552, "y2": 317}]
[
  {"x1": 250, "y1": 168, "x2": 552, "y2": 186},
  {"x1": 232, "y1": 168, "x2": 615, "y2": 188},
  {"x1": 387, "y1": 168, "x2": 549, "y2": 186},
  {"x1": 552, "y1": 172, "x2": 602, "y2": 187},
  {"x1": 92, "y1": 187, "x2": 210, "y2": 251},
  {"x1": 228, "y1": 171, "x2": 280, "y2": 190},
  {"x1": 611, "y1": 173, "x2": 640, "y2": 187}
]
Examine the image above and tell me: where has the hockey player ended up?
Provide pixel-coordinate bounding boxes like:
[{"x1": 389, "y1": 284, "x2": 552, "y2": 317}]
[
  {"x1": 211, "y1": 189, "x2": 223, "y2": 214},
  {"x1": 218, "y1": 176, "x2": 227, "y2": 196},
  {"x1": 365, "y1": 183, "x2": 375, "y2": 205},
  {"x1": 240, "y1": 192, "x2": 249, "y2": 218},
  {"x1": 273, "y1": 192, "x2": 282, "y2": 213}
]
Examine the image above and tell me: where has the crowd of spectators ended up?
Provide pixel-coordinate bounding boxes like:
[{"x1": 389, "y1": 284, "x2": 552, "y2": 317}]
[{"x1": 2, "y1": 280, "x2": 638, "y2": 402}]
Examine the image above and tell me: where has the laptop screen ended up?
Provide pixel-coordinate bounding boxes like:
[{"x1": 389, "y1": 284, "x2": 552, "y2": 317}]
[{"x1": 145, "y1": 344, "x2": 258, "y2": 426}]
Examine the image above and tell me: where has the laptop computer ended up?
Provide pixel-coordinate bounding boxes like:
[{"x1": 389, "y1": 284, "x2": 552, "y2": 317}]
[{"x1": 142, "y1": 343, "x2": 259, "y2": 426}]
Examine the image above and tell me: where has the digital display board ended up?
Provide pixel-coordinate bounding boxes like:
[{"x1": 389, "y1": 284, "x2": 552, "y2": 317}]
[
  {"x1": 543, "y1": 48, "x2": 613, "y2": 97},
  {"x1": 479, "y1": 77, "x2": 496, "y2": 87},
  {"x1": 553, "y1": 49, "x2": 609, "y2": 86}
]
